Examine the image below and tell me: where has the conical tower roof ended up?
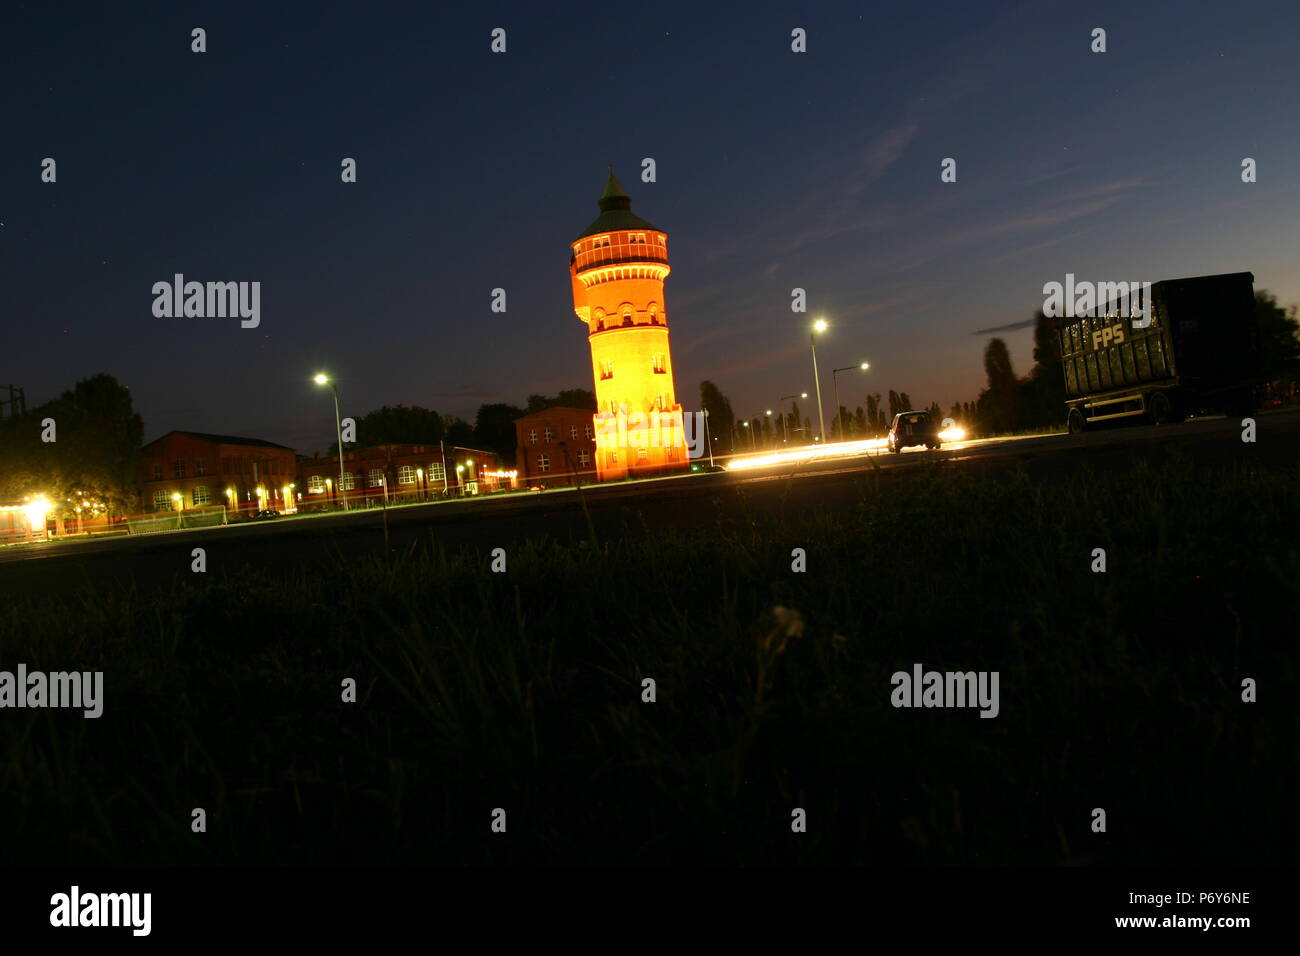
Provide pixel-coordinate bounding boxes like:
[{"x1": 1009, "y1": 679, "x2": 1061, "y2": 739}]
[{"x1": 575, "y1": 165, "x2": 657, "y2": 240}]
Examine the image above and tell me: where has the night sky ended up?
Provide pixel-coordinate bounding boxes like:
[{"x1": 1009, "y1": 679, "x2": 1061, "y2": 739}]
[{"x1": 6, "y1": 0, "x2": 1299, "y2": 452}]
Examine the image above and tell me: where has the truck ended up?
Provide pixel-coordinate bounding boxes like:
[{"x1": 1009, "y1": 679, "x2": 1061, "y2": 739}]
[{"x1": 1057, "y1": 272, "x2": 1261, "y2": 433}]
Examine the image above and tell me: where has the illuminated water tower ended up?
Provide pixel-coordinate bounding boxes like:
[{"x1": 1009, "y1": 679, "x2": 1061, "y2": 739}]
[{"x1": 570, "y1": 168, "x2": 687, "y2": 480}]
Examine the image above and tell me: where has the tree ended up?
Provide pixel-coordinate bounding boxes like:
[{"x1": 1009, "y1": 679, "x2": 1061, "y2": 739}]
[
  {"x1": 443, "y1": 417, "x2": 475, "y2": 447},
  {"x1": 887, "y1": 390, "x2": 903, "y2": 422},
  {"x1": 699, "y1": 380, "x2": 736, "y2": 454},
  {"x1": 335, "y1": 404, "x2": 444, "y2": 453},
  {"x1": 525, "y1": 389, "x2": 596, "y2": 414},
  {"x1": 978, "y1": 337, "x2": 1019, "y2": 433},
  {"x1": 0, "y1": 374, "x2": 143, "y2": 519},
  {"x1": 473, "y1": 403, "x2": 525, "y2": 460},
  {"x1": 1020, "y1": 309, "x2": 1066, "y2": 427},
  {"x1": 1255, "y1": 290, "x2": 1300, "y2": 399}
]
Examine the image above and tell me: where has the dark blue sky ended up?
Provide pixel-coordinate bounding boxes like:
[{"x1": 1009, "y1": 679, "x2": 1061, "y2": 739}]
[{"x1": 5, "y1": 0, "x2": 1299, "y2": 451}]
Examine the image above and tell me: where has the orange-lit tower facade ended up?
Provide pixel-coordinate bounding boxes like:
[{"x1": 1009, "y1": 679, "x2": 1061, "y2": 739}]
[{"x1": 570, "y1": 168, "x2": 687, "y2": 480}]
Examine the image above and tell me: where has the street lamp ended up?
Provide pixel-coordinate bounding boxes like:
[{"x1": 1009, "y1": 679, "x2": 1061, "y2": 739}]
[
  {"x1": 810, "y1": 319, "x2": 828, "y2": 442},
  {"x1": 702, "y1": 408, "x2": 715, "y2": 468},
  {"x1": 314, "y1": 373, "x2": 349, "y2": 511},
  {"x1": 778, "y1": 392, "x2": 808, "y2": 443},
  {"x1": 831, "y1": 361, "x2": 870, "y2": 440}
]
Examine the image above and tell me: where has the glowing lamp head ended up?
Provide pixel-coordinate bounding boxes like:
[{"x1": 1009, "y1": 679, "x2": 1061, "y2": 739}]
[
  {"x1": 813, "y1": 319, "x2": 828, "y2": 333},
  {"x1": 313, "y1": 373, "x2": 329, "y2": 386},
  {"x1": 860, "y1": 362, "x2": 869, "y2": 370}
]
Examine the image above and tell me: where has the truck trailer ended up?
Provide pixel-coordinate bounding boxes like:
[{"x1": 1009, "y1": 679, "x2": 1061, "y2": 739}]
[{"x1": 1057, "y1": 272, "x2": 1260, "y2": 433}]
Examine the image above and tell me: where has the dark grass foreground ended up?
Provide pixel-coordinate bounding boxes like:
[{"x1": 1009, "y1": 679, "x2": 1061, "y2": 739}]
[{"x1": 2, "y1": 454, "x2": 1296, "y2": 865}]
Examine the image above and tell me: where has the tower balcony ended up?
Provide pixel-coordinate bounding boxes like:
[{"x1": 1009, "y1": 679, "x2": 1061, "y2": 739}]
[{"x1": 572, "y1": 242, "x2": 670, "y2": 275}]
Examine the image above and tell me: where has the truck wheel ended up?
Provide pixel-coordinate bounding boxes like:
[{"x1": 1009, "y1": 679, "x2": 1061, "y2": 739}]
[
  {"x1": 1148, "y1": 392, "x2": 1173, "y2": 425},
  {"x1": 1067, "y1": 409, "x2": 1086, "y2": 434}
]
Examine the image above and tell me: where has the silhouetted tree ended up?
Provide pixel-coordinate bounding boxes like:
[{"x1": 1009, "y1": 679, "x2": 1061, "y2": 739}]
[
  {"x1": 1256, "y1": 290, "x2": 1300, "y2": 401},
  {"x1": 473, "y1": 402, "x2": 525, "y2": 459},
  {"x1": 699, "y1": 380, "x2": 736, "y2": 454},
  {"x1": 978, "y1": 337, "x2": 1019, "y2": 433},
  {"x1": 525, "y1": 389, "x2": 597, "y2": 414}
]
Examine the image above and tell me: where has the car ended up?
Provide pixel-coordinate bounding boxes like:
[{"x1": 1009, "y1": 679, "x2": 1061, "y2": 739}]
[
  {"x1": 253, "y1": 509, "x2": 281, "y2": 519},
  {"x1": 887, "y1": 411, "x2": 942, "y2": 453}
]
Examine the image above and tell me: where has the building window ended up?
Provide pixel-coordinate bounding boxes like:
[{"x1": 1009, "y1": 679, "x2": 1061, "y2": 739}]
[
  {"x1": 608, "y1": 451, "x2": 619, "y2": 465},
  {"x1": 656, "y1": 394, "x2": 668, "y2": 410},
  {"x1": 152, "y1": 490, "x2": 171, "y2": 511},
  {"x1": 537, "y1": 454, "x2": 551, "y2": 473},
  {"x1": 544, "y1": 427, "x2": 554, "y2": 442},
  {"x1": 622, "y1": 311, "x2": 633, "y2": 326},
  {"x1": 429, "y1": 462, "x2": 445, "y2": 483},
  {"x1": 636, "y1": 448, "x2": 649, "y2": 462},
  {"x1": 652, "y1": 354, "x2": 666, "y2": 373},
  {"x1": 570, "y1": 425, "x2": 579, "y2": 440},
  {"x1": 195, "y1": 459, "x2": 206, "y2": 476},
  {"x1": 368, "y1": 469, "x2": 384, "y2": 488},
  {"x1": 577, "y1": 450, "x2": 591, "y2": 466},
  {"x1": 397, "y1": 465, "x2": 416, "y2": 485},
  {"x1": 339, "y1": 473, "x2": 356, "y2": 491},
  {"x1": 192, "y1": 486, "x2": 211, "y2": 505},
  {"x1": 529, "y1": 429, "x2": 537, "y2": 444},
  {"x1": 173, "y1": 459, "x2": 186, "y2": 478},
  {"x1": 308, "y1": 475, "x2": 324, "y2": 493},
  {"x1": 584, "y1": 423, "x2": 593, "y2": 439},
  {"x1": 151, "y1": 462, "x2": 162, "y2": 480},
  {"x1": 599, "y1": 359, "x2": 614, "y2": 380}
]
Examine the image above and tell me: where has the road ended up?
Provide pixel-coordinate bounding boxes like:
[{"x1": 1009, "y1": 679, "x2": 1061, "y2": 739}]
[{"x1": 2, "y1": 409, "x2": 1294, "y2": 591}]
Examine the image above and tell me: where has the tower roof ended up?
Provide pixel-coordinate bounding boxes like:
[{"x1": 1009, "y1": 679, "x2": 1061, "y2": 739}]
[{"x1": 574, "y1": 166, "x2": 657, "y2": 240}]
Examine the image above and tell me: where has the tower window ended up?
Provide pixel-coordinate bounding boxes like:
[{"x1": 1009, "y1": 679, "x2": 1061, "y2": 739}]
[
  {"x1": 600, "y1": 359, "x2": 614, "y2": 380},
  {"x1": 652, "y1": 354, "x2": 666, "y2": 374}
]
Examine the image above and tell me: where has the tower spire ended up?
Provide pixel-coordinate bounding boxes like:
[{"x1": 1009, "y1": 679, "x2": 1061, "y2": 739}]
[{"x1": 599, "y1": 165, "x2": 631, "y2": 213}]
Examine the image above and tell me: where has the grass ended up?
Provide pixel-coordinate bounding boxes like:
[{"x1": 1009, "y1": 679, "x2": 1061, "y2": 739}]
[{"x1": 1, "y1": 452, "x2": 1296, "y2": 865}]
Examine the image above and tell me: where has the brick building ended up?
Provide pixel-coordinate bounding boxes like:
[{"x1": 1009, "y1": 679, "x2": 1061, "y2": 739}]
[
  {"x1": 296, "y1": 442, "x2": 512, "y2": 509},
  {"x1": 513, "y1": 407, "x2": 599, "y2": 487},
  {"x1": 137, "y1": 431, "x2": 297, "y2": 517}
]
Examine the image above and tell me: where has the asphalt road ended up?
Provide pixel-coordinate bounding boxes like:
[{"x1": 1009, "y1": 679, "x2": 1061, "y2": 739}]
[{"x1": 2, "y1": 409, "x2": 1294, "y2": 591}]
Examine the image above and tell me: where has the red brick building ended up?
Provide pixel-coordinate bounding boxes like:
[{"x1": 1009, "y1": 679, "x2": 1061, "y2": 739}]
[
  {"x1": 296, "y1": 442, "x2": 512, "y2": 509},
  {"x1": 137, "y1": 431, "x2": 297, "y2": 517},
  {"x1": 513, "y1": 407, "x2": 599, "y2": 487}
]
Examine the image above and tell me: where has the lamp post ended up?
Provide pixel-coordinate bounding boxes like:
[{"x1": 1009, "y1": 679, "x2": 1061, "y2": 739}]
[
  {"x1": 703, "y1": 409, "x2": 715, "y2": 468},
  {"x1": 740, "y1": 420, "x2": 755, "y2": 450},
  {"x1": 831, "y1": 361, "x2": 870, "y2": 440},
  {"x1": 314, "y1": 373, "x2": 349, "y2": 511},
  {"x1": 779, "y1": 392, "x2": 808, "y2": 444},
  {"x1": 810, "y1": 319, "x2": 828, "y2": 442},
  {"x1": 765, "y1": 410, "x2": 773, "y2": 449}
]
